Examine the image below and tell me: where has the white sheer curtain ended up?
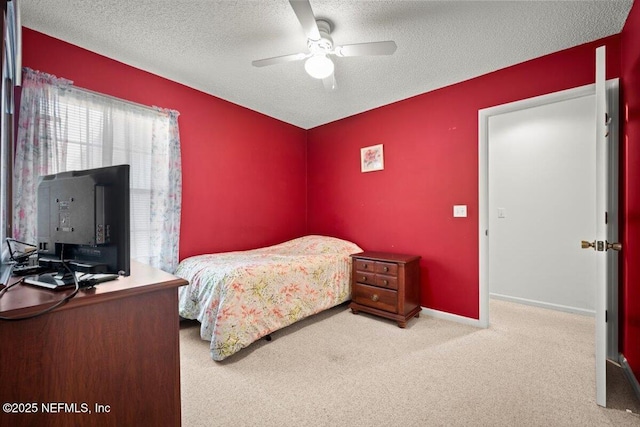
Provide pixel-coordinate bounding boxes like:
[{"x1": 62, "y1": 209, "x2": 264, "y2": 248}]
[{"x1": 14, "y1": 68, "x2": 182, "y2": 273}]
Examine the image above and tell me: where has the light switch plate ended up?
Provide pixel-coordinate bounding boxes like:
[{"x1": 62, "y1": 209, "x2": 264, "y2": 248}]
[{"x1": 453, "y1": 205, "x2": 467, "y2": 218}]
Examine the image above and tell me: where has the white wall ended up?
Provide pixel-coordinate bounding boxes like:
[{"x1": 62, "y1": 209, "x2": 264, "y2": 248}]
[{"x1": 488, "y1": 94, "x2": 596, "y2": 314}]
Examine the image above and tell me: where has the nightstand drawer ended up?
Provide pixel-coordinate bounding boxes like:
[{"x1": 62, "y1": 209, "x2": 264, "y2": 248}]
[
  {"x1": 356, "y1": 271, "x2": 376, "y2": 285},
  {"x1": 375, "y1": 275, "x2": 397, "y2": 290},
  {"x1": 374, "y1": 262, "x2": 398, "y2": 276},
  {"x1": 353, "y1": 283, "x2": 397, "y2": 313},
  {"x1": 354, "y1": 259, "x2": 375, "y2": 272}
]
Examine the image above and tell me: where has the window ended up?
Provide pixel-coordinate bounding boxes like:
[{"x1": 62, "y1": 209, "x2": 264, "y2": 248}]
[{"x1": 14, "y1": 68, "x2": 182, "y2": 272}]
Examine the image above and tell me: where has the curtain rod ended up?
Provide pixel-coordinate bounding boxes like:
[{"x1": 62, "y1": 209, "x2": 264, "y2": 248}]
[
  {"x1": 23, "y1": 67, "x2": 177, "y2": 115},
  {"x1": 67, "y1": 85, "x2": 173, "y2": 114}
]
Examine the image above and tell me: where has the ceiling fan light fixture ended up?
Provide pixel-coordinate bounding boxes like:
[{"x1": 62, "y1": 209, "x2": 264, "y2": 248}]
[{"x1": 304, "y1": 54, "x2": 334, "y2": 79}]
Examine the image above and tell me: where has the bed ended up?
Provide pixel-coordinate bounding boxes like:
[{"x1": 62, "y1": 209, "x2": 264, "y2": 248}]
[{"x1": 176, "y1": 235, "x2": 362, "y2": 360}]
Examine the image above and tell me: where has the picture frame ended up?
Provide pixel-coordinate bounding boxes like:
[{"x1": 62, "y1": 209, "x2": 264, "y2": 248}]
[{"x1": 360, "y1": 144, "x2": 384, "y2": 173}]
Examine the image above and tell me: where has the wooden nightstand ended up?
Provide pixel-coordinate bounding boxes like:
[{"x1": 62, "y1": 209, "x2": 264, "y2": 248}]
[{"x1": 348, "y1": 251, "x2": 421, "y2": 328}]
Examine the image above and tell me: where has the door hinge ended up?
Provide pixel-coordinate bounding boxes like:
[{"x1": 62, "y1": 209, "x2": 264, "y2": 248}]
[
  {"x1": 605, "y1": 310, "x2": 608, "y2": 323},
  {"x1": 605, "y1": 211, "x2": 608, "y2": 224}
]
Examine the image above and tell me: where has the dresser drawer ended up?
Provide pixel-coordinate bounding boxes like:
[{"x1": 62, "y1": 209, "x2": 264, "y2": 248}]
[
  {"x1": 374, "y1": 261, "x2": 398, "y2": 276},
  {"x1": 375, "y1": 275, "x2": 397, "y2": 290},
  {"x1": 355, "y1": 271, "x2": 376, "y2": 285},
  {"x1": 353, "y1": 283, "x2": 397, "y2": 313},
  {"x1": 354, "y1": 259, "x2": 375, "y2": 272}
]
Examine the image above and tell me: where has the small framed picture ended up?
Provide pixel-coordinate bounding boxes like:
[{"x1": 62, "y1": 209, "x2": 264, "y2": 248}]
[{"x1": 360, "y1": 144, "x2": 384, "y2": 173}]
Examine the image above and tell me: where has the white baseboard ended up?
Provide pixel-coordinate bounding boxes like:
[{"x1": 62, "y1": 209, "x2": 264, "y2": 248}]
[
  {"x1": 420, "y1": 293, "x2": 595, "y2": 329},
  {"x1": 489, "y1": 293, "x2": 595, "y2": 317},
  {"x1": 420, "y1": 307, "x2": 484, "y2": 328},
  {"x1": 620, "y1": 354, "x2": 640, "y2": 402}
]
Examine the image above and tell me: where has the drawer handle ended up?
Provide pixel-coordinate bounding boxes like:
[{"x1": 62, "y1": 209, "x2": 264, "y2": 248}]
[
  {"x1": 363, "y1": 264, "x2": 368, "y2": 269},
  {"x1": 371, "y1": 294, "x2": 379, "y2": 302},
  {"x1": 384, "y1": 266, "x2": 389, "y2": 272},
  {"x1": 382, "y1": 280, "x2": 388, "y2": 286},
  {"x1": 362, "y1": 276, "x2": 367, "y2": 281}
]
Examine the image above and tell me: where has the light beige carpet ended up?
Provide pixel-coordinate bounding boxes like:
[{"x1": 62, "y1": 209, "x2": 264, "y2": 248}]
[{"x1": 179, "y1": 299, "x2": 640, "y2": 426}]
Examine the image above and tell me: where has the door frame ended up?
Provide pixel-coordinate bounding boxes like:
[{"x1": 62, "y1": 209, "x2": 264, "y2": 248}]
[{"x1": 478, "y1": 80, "x2": 619, "y2": 359}]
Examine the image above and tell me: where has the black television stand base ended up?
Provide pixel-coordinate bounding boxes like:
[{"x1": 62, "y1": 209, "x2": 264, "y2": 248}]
[{"x1": 24, "y1": 271, "x2": 119, "y2": 291}]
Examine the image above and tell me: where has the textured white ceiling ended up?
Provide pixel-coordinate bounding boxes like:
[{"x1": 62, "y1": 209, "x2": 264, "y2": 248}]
[{"x1": 20, "y1": 0, "x2": 632, "y2": 129}]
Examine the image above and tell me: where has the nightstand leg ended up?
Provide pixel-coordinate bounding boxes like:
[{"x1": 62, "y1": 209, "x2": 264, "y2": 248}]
[{"x1": 397, "y1": 321, "x2": 407, "y2": 328}]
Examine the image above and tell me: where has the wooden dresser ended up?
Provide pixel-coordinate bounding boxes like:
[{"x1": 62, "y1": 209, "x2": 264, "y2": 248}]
[
  {"x1": 349, "y1": 251, "x2": 421, "y2": 328},
  {"x1": 0, "y1": 260, "x2": 187, "y2": 427}
]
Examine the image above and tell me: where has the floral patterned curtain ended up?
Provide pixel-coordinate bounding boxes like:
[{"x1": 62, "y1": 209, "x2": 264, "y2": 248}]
[
  {"x1": 14, "y1": 68, "x2": 182, "y2": 273},
  {"x1": 149, "y1": 108, "x2": 183, "y2": 273},
  {"x1": 13, "y1": 69, "x2": 71, "y2": 244}
]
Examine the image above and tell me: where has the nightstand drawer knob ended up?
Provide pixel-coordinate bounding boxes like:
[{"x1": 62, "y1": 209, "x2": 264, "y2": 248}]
[
  {"x1": 371, "y1": 294, "x2": 379, "y2": 302},
  {"x1": 382, "y1": 280, "x2": 388, "y2": 285},
  {"x1": 363, "y1": 264, "x2": 368, "y2": 269},
  {"x1": 384, "y1": 266, "x2": 389, "y2": 272},
  {"x1": 362, "y1": 276, "x2": 367, "y2": 281}
]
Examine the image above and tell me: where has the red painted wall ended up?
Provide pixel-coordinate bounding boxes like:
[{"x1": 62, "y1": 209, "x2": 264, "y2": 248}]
[
  {"x1": 307, "y1": 36, "x2": 621, "y2": 319},
  {"x1": 20, "y1": 28, "x2": 308, "y2": 260},
  {"x1": 620, "y1": 1, "x2": 640, "y2": 379}
]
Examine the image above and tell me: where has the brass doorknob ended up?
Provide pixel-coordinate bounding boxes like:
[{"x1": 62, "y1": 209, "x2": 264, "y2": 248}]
[
  {"x1": 607, "y1": 241, "x2": 622, "y2": 251},
  {"x1": 581, "y1": 240, "x2": 595, "y2": 249}
]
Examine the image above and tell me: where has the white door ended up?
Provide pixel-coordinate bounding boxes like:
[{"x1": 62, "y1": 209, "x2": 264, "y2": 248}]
[{"x1": 591, "y1": 45, "x2": 622, "y2": 408}]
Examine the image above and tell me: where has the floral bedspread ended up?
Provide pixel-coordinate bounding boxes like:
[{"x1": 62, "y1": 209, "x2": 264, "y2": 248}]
[{"x1": 176, "y1": 235, "x2": 362, "y2": 361}]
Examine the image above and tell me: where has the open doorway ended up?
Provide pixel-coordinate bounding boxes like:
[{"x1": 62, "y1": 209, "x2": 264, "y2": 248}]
[
  {"x1": 478, "y1": 80, "x2": 620, "y2": 408},
  {"x1": 488, "y1": 93, "x2": 597, "y2": 314},
  {"x1": 478, "y1": 79, "x2": 618, "y2": 336}
]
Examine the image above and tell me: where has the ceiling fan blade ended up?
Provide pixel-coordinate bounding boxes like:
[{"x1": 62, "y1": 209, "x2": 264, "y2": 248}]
[
  {"x1": 252, "y1": 52, "x2": 308, "y2": 68},
  {"x1": 335, "y1": 41, "x2": 397, "y2": 57},
  {"x1": 289, "y1": 0, "x2": 320, "y2": 41},
  {"x1": 322, "y1": 73, "x2": 336, "y2": 91}
]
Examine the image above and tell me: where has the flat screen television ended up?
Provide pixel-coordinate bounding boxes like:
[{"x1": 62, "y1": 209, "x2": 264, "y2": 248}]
[{"x1": 31, "y1": 164, "x2": 130, "y2": 287}]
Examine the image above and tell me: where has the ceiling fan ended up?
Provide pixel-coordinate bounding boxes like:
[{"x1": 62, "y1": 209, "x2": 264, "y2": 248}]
[{"x1": 252, "y1": 0, "x2": 397, "y2": 90}]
